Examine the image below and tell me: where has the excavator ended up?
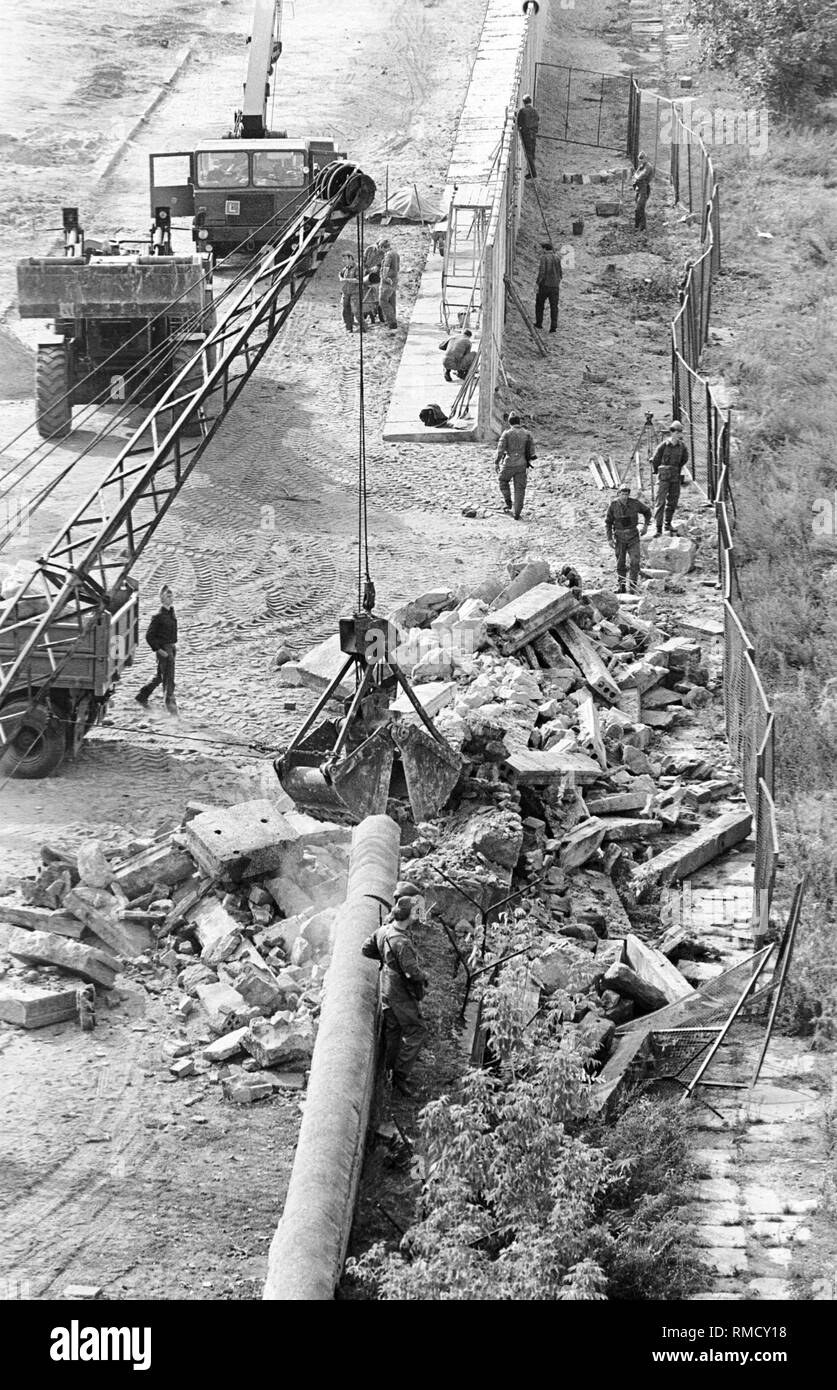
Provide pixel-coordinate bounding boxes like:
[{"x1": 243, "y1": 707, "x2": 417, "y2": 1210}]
[
  {"x1": 149, "y1": 0, "x2": 344, "y2": 261},
  {"x1": 0, "y1": 158, "x2": 462, "y2": 825}
]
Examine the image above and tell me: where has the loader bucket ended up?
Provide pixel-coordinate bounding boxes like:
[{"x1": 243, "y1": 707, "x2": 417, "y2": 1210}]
[
  {"x1": 327, "y1": 726, "x2": 395, "y2": 821},
  {"x1": 392, "y1": 721, "x2": 463, "y2": 823}
]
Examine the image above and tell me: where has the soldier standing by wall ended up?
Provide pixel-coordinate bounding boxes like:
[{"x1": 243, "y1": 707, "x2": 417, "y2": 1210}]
[
  {"x1": 361, "y1": 896, "x2": 428, "y2": 1097},
  {"x1": 534, "y1": 241, "x2": 562, "y2": 333},
  {"x1": 605, "y1": 483, "x2": 651, "y2": 593},
  {"x1": 517, "y1": 94, "x2": 540, "y2": 178}
]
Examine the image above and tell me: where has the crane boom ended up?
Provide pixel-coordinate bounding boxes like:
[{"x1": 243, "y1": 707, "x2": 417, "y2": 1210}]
[
  {"x1": 241, "y1": 0, "x2": 283, "y2": 138},
  {"x1": 0, "y1": 161, "x2": 375, "y2": 751}
]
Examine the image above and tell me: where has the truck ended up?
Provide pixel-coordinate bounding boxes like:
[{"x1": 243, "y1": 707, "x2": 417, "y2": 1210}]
[{"x1": 149, "y1": 1, "x2": 343, "y2": 260}]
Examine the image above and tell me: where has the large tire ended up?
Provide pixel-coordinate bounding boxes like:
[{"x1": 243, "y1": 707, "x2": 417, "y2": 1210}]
[
  {"x1": 35, "y1": 344, "x2": 72, "y2": 440},
  {"x1": 0, "y1": 701, "x2": 66, "y2": 779}
]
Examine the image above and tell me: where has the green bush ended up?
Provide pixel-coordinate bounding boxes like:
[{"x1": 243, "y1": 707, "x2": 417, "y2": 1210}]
[
  {"x1": 690, "y1": 0, "x2": 837, "y2": 113},
  {"x1": 347, "y1": 987, "x2": 704, "y2": 1300}
]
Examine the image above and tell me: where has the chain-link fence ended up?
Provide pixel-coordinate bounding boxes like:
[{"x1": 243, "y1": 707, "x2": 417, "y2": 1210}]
[{"x1": 638, "y1": 80, "x2": 782, "y2": 941}]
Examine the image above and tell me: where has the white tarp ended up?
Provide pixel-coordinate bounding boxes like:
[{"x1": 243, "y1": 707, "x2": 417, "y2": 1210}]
[{"x1": 369, "y1": 183, "x2": 446, "y2": 224}]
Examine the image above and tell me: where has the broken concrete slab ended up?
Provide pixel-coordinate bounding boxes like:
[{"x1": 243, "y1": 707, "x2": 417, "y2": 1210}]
[
  {"x1": 243, "y1": 1013, "x2": 316, "y2": 1068},
  {"x1": 553, "y1": 618, "x2": 622, "y2": 701},
  {"x1": 63, "y1": 887, "x2": 154, "y2": 958},
  {"x1": 7, "y1": 928, "x2": 118, "y2": 989},
  {"x1": 603, "y1": 961, "x2": 668, "y2": 1012},
  {"x1": 390, "y1": 680, "x2": 456, "y2": 722},
  {"x1": 488, "y1": 561, "x2": 552, "y2": 612},
  {"x1": 634, "y1": 809, "x2": 753, "y2": 894},
  {"x1": 178, "y1": 961, "x2": 218, "y2": 996},
  {"x1": 0, "y1": 904, "x2": 86, "y2": 939},
  {"x1": 192, "y1": 898, "x2": 243, "y2": 966},
  {"x1": 600, "y1": 817, "x2": 663, "y2": 842},
  {"x1": 592, "y1": 1031, "x2": 652, "y2": 1111},
  {"x1": 559, "y1": 818, "x2": 606, "y2": 869},
  {"x1": 196, "y1": 980, "x2": 249, "y2": 1034},
  {"x1": 232, "y1": 961, "x2": 286, "y2": 1014},
  {"x1": 182, "y1": 800, "x2": 302, "y2": 880},
  {"x1": 586, "y1": 791, "x2": 649, "y2": 815},
  {"x1": 203, "y1": 1026, "x2": 249, "y2": 1063},
  {"x1": 0, "y1": 982, "x2": 81, "y2": 1028},
  {"x1": 641, "y1": 535, "x2": 696, "y2": 574},
  {"x1": 616, "y1": 659, "x2": 668, "y2": 693},
  {"x1": 624, "y1": 933, "x2": 695, "y2": 1004},
  {"x1": 111, "y1": 842, "x2": 195, "y2": 900},
  {"x1": 485, "y1": 584, "x2": 578, "y2": 654},
  {"x1": 576, "y1": 693, "x2": 607, "y2": 769},
  {"x1": 281, "y1": 632, "x2": 355, "y2": 697},
  {"x1": 462, "y1": 809, "x2": 524, "y2": 869},
  {"x1": 506, "y1": 747, "x2": 602, "y2": 786}
]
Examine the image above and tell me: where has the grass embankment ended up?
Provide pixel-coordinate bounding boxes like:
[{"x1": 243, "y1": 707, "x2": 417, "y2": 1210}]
[{"x1": 703, "y1": 124, "x2": 837, "y2": 1041}]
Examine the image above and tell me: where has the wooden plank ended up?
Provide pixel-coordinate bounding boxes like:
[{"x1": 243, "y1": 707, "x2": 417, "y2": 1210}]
[
  {"x1": 576, "y1": 692, "x2": 607, "y2": 769},
  {"x1": 624, "y1": 933, "x2": 695, "y2": 1003},
  {"x1": 0, "y1": 904, "x2": 86, "y2": 939},
  {"x1": 7, "y1": 928, "x2": 118, "y2": 988},
  {"x1": 553, "y1": 618, "x2": 622, "y2": 701},
  {"x1": 588, "y1": 455, "x2": 606, "y2": 489},
  {"x1": 633, "y1": 809, "x2": 753, "y2": 894},
  {"x1": 505, "y1": 747, "x2": 602, "y2": 786}
]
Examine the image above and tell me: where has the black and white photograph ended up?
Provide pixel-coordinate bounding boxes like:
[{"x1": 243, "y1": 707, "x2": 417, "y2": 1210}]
[{"x1": 0, "y1": 0, "x2": 834, "y2": 1341}]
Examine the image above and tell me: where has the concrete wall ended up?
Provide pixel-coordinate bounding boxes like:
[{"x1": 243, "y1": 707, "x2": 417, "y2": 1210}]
[
  {"x1": 477, "y1": 3, "x2": 546, "y2": 437},
  {"x1": 263, "y1": 814, "x2": 400, "y2": 1301}
]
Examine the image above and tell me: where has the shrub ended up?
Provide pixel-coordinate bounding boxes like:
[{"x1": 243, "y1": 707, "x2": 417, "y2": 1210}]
[{"x1": 689, "y1": 0, "x2": 837, "y2": 113}]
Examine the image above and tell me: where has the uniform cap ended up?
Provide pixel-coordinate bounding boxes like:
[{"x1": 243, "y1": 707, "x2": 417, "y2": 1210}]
[
  {"x1": 394, "y1": 880, "x2": 421, "y2": 900},
  {"x1": 508, "y1": 412, "x2": 521, "y2": 425},
  {"x1": 670, "y1": 420, "x2": 683, "y2": 431},
  {"x1": 618, "y1": 483, "x2": 631, "y2": 493}
]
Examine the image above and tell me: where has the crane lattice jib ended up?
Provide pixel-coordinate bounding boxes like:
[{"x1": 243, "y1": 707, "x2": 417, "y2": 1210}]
[{"x1": 0, "y1": 161, "x2": 375, "y2": 744}]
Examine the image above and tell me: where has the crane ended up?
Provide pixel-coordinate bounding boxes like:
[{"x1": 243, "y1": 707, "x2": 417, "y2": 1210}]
[
  {"x1": 0, "y1": 160, "x2": 375, "y2": 778},
  {"x1": 237, "y1": 0, "x2": 285, "y2": 139}
]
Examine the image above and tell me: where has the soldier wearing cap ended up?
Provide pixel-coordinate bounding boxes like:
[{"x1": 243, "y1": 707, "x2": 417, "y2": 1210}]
[
  {"x1": 650, "y1": 420, "x2": 690, "y2": 535},
  {"x1": 605, "y1": 484, "x2": 651, "y2": 593},
  {"x1": 535, "y1": 241, "x2": 563, "y2": 333},
  {"x1": 361, "y1": 890, "x2": 428, "y2": 1098},
  {"x1": 516, "y1": 95, "x2": 540, "y2": 178},
  {"x1": 494, "y1": 412, "x2": 537, "y2": 519}
]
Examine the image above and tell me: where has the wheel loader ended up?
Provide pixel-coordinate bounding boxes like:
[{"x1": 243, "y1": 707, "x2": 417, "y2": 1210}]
[{"x1": 16, "y1": 207, "x2": 215, "y2": 440}]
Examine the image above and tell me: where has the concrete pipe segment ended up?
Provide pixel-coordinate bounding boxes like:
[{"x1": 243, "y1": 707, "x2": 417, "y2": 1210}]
[{"x1": 263, "y1": 813, "x2": 400, "y2": 1300}]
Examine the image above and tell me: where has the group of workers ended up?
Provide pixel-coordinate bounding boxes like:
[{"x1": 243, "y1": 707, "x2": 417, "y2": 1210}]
[{"x1": 339, "y1": 237, "x2": 400, "y2": 332}]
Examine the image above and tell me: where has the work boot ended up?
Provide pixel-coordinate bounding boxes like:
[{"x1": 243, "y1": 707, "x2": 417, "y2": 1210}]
[
  {"x1": 549, "y1": 326, "x2": 557, "y2": 333},
  {"x1": 135, "y1": 691, "x2": 149, "y2": 707},
  {"x1": 444, "y1": 370, "x2": 453, "y2": 382},
  {"x1": 388, "y1": 323, "x2": 398, "y2": 331},
  {"x1": 165, "y1": 698, "x2": 179, "y2": 716},
  {"x1": 392, "y1": 1074, "x2": 415, "y2": 1098}
]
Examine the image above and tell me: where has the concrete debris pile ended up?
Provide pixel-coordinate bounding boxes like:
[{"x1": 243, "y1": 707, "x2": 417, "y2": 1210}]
[
  {"x1": 0, "y1": 801, "x2": 353, "y2": 1105},
  {"x1": 376, "y1": 553, "x2": 750, "y2": 1097}
]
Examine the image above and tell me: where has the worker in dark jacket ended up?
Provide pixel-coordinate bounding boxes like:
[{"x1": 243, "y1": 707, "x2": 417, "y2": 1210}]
[
  {"x1": 517, "y1": 95, "x2": 540, "y2": 177},
  {"x1": 441, "y1": 328, "x2": 475, "y2": 381},
  {"x1": 135, "y1": 584, "x2": 178, "y2": 713},
  {"x1": 650, "y1": 420, "x2": 690, "y2": 534},
  {"x1": 535, "y1": 241, "x2": 562, "y2": 333},
  {"x1": 632, "y1": 151, "x2": 653, "y2": 232},
  {"x1": 378, "y1": 239, "x2": 400, "y2": 330},
  {"x1": 361, "y1": 898, "x2": 428, "y2": 1097},
  {"x1": 494, "y1": 412, "x2": 536, "y2": 519},
  {"x1": 605, "y1": 484, "x2": 651, "y2": 593}
]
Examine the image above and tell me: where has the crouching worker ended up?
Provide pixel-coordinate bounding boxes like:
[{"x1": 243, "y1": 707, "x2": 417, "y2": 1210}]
[
  {"x1": 361, "y1": 895, "x2": 428, "y2": 1098},
  {"x1": 441, "y1": 328, "x2": 476, "y2": 382}
]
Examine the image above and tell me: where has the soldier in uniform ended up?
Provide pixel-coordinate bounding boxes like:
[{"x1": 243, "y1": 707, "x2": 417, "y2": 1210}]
[
  {"x1": 605, "y1": 484, "x2": 651, "y2": 593},
  {"x1": 632, "y1": 151, "x2": 654, "y2": 232},
  {"x1": 377, "y1": 238, "x2": 400, "y2": 330},
  {"x1": 516, "y1": 95, "x2": 540, "y2": 178},
  {"x1": 493, "y1": 412, "x2": 536, "y2": 519},
  {"x1": 361, "y1": 896, "x2": 428, "y2": 1097},
  {"x1": 650, "y1": 420, "x2": 690, "y2": 534},
  {"x1": 338, "y1": 252, "x2": 360, "y2": 332},
  {"x1": 441, "y1": 328, "x2": 476, "y2": 381}
]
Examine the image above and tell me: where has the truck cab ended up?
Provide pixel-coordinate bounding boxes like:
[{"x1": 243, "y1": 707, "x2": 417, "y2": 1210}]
[{"x1": 149, "y1": 139, "x2": 344, "y2": 260}]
